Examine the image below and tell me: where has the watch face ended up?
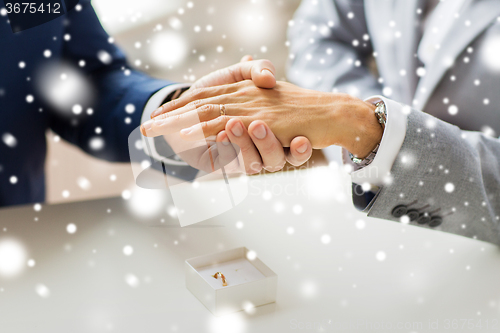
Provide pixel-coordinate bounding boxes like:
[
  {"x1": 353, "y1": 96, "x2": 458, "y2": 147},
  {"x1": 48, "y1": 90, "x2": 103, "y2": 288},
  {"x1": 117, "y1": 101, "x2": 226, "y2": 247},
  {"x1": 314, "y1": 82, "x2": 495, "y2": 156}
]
[{"x1": 349, "y1": 153, "x2": 364, "y2": 165}]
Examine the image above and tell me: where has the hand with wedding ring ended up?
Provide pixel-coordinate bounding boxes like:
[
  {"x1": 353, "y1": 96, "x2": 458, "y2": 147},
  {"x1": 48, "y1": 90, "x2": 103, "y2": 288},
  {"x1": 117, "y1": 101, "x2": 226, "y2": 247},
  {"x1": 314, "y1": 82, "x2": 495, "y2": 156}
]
[
  {"x1": 145, "y1": 79, "x2": 382, "y2": 160},
  {"x1": 141, "y1": 57, "x2": 313, "y2": 175}
]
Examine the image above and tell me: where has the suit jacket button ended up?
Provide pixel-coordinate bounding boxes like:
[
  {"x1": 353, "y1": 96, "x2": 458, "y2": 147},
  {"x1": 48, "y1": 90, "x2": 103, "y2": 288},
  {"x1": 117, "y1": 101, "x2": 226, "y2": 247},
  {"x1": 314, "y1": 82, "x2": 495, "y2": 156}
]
[
  {"x1": 429, "y1": 216, "x2": 443, "y2": 227},
  {"x1": 392, "y1": 205, "x2": 408, "y2": 218},
  {"x1": 407, "y1": 209, "x2": 420, "y2": 221},
  {"x1": 417, "y1": 212, "x2": 431, "y2": 224}
]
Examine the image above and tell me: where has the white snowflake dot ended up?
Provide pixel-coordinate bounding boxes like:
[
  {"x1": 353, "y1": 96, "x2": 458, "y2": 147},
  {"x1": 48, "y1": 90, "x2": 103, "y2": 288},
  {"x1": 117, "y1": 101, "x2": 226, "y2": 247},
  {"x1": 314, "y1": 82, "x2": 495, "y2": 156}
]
[
  {"x1": 321, "y1": 234, "x2": 331, "y2": 244},
  {"x1": 66, "y1": 223, "x2": 77, "y2": 234},
  {"x1": 35, "y1": 284, "x2": 50, "y2": 298},
  {"x1": 376, "y1": 251, "x2": 386, "y2": 261},
  {"x1": 355, "y1": 219, "x2": 365, "y2": 230},
  {"x1": 292, "y1": 205, "x2": 303, "y2": 215},
  {"x1": 97, "y1": 50, "x2": 112, "y2": 65},
  {"x1": 72, "y1": 104, "x2": 82, "y2": 115},
  {"x1": 444, "y1": 182, "x2": 455, "y2": 193},
  {"x1": 123, "y1": 245, "x2": 134, "y2": 256},
  {"x1": 121, "y1": 190, "x2": 131, "y2": 200},
  {"x1": 448, "y1": 105, "x2": 458, "y2": 115},
  {"x1": 2, "y1": 133, "x2": 17, "y2": 148},
  {"x1": 246, "y1": 250, "x2": 257, "y2": 261}
]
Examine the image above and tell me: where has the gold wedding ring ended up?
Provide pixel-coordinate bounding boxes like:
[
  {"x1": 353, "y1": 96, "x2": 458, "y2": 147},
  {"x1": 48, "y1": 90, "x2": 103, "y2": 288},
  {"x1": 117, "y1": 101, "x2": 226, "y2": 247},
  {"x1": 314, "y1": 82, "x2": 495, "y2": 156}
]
[
  {"x1": 212, "y1": 272, "x2": 227, "y2": 286},
  {"x1": 219, "y1": 104, "x2": 226, "y2": 116}
]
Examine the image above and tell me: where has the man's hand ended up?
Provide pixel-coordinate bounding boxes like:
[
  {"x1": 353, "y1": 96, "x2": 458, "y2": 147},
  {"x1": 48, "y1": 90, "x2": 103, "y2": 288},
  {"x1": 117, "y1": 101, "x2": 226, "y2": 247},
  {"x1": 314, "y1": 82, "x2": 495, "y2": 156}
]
[{"x1": 142, "y1": 57, "x2": 312, "y2": 174}]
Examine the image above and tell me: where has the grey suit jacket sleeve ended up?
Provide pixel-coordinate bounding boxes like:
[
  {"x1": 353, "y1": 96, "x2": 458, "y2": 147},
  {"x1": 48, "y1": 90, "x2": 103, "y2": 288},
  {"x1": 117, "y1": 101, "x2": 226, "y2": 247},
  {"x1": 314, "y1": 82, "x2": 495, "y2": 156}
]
[
  {"x1": 287, "y1": 0, "x2": 381, "y2": 97},
  {"x1": 365, "y1": 106, "x2": 500, "y2": 245}
]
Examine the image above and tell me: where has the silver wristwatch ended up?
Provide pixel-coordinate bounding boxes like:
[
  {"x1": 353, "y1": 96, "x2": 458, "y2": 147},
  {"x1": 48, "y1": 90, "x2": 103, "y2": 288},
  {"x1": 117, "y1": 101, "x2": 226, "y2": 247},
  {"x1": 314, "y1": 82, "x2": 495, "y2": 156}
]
[{"x1": 349, "y1": 101, "x2": 387, "y2": 167}]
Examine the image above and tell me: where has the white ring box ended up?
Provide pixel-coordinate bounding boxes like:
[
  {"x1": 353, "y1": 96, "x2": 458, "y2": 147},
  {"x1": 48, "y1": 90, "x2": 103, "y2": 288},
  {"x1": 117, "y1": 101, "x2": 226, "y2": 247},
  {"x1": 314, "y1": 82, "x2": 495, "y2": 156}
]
[{"x1": 185, "y1": 247, "x2": 278, "y2": 316}]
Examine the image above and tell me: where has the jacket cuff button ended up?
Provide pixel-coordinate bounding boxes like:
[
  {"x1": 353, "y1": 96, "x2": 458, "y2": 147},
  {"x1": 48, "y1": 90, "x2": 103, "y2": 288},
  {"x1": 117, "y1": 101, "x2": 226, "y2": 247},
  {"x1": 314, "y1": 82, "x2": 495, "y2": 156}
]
[
  {"x1": 391, "y1": 205, "x2": 408, "y2": 218},
  {"x1": 417, "y1": 212, "x2": 431, "y2": 224},
  {"x1": 429, "y1": 216, "x2": 443, "y2": 227}
]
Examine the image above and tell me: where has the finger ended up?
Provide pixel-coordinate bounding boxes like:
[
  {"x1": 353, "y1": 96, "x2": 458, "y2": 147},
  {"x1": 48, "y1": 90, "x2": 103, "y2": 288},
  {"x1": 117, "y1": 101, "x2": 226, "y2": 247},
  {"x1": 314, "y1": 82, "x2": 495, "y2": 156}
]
[
  {"x1": 287, "y1": 136, "x2": 313, "y2": 166},
  {"x1": 236, "y1": 59, "x2": 276, "y2": 89},
  {"x1": 194, "y1": 59, "x2": 276, "y2": 90},
  {"x1": 225, "y1": 118, "x2": 263, "y2": 174},
  {"x1": 180, "y1": 114, "x2": 234, "y2": 141},
  {"x1": 143, "y1": 100, "x2": 232, "y2": 137},
  {"x1": 150, "y1": 59, "x2": 276, "y2": 118},
  {"x1": 247, "y1": 120, "x2": 286, "y2": 172},
  {"x1": 240, "y1": 55, "x2": 253, "y2": 62},
  {"x1": 153, "y1": 89, "x2": 247, "y2": 121},
  {"x1": 215, "y1": 131, "x2": 242, "y2": 174},
  {"x1": 151, "y1": 81, "x2": 247, "y2": 118}
]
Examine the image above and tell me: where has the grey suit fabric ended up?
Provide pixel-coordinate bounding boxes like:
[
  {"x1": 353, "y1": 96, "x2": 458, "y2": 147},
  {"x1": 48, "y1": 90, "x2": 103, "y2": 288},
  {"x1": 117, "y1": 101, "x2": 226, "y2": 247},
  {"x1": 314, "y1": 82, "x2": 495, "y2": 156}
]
[{"x1": 287, "y1": 0, "x2": 500, "y2": 244}]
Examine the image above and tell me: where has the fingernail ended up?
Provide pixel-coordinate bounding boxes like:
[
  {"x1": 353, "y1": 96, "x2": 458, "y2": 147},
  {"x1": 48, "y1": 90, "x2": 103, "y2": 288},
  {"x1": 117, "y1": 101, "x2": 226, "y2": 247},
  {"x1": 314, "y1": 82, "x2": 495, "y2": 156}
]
[
  {"x1": 221, "y1": 136, "x2": 230, "y2": 146},
  {"x1": 261, "y1": 69, "x2": 273, "y2": 76},
  {"x1": 253, "y1": 124, "x2": 267, "y2": 139},
  {"x1": 297, "y1": 143, "x2": 308, "y2": 154},
  {"x1": 181, "y1": 127, "x2": 192, "y2": 135},
  {"x1": 230, "y1": 122, "x2": 244, "y2": 137},
  {"x1": 140, "y1": 120, "x2": 154, "y2": 136}
]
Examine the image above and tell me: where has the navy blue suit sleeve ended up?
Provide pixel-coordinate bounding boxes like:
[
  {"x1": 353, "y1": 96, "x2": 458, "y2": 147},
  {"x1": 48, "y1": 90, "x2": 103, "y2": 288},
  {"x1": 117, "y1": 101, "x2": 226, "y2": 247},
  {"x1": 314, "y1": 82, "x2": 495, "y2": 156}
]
[{"x1": 49, "y1": 0, "x2": 173, "y2": 162}]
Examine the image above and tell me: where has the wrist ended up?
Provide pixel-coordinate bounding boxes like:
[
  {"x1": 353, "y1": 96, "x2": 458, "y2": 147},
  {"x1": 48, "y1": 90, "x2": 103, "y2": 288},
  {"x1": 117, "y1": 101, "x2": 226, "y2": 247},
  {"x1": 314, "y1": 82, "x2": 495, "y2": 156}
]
[{"x1": 338, "y1": 98, "x2": 383, "y2": 159}]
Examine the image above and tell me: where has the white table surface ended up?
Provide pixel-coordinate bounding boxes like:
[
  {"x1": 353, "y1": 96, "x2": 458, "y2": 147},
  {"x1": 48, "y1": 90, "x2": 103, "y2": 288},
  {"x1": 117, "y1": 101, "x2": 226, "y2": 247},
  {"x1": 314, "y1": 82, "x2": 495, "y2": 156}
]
[{"x1": 1, "y1": 165, "x2": 499, "y2": 333}]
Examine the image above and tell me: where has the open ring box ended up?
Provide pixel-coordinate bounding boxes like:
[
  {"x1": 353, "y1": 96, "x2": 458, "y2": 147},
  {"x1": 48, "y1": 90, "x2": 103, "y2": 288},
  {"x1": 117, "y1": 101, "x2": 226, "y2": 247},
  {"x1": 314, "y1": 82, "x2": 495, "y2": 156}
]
[{"x1": 185, "y1": 247, "x2": 278, "y2": 316}]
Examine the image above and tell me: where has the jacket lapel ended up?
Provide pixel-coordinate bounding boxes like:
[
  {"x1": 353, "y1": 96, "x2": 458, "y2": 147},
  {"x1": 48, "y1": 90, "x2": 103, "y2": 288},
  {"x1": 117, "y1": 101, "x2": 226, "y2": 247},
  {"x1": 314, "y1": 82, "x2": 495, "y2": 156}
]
[
  {"x1": 364, "y1": 0, "x2": 421, "y2": 104},
  {"x1": 394, "y1": 0, "x2": 422, "y2": 104},
  {"x1": 414, "y1": 0, "x2": 500, "y2": 109}
]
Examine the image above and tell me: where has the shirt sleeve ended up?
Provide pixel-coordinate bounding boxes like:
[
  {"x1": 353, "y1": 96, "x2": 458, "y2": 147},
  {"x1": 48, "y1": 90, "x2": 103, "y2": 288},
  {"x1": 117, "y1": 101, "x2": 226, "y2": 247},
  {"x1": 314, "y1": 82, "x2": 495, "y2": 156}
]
[
  {"x1": 137, "y1": 82, "x2": 205, "y2": 186},
  {"x1": 342, "y1": 95, "x2": 408, "y2": 186}
]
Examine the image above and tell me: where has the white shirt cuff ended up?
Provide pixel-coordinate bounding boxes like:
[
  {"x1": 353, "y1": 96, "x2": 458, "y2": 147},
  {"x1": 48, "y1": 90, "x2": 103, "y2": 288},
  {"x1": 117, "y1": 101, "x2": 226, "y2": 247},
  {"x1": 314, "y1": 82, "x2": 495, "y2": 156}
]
[
  {"x1": 343, "y1": 96, "x2": 408, "y2": 186},
  {"x1": 141, "y1": 83, "x2": 191, "y2": 166}
]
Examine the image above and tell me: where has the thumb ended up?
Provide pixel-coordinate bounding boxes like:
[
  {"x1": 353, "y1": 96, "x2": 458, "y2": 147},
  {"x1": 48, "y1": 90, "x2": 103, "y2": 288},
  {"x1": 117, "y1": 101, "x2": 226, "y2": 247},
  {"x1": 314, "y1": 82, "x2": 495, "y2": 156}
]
[
  {"x1": 287, "y1": 136, "x2": 312, "y2": 166},
  {"x1": 191, "y1": 59, "x2": 277, "y2": 90},
  {"x1": 240, "y1": 55, "x2": 253, "y2": 62},
  {"x1": 247, "y1": 59, "x2": 276, "y2": 89}
]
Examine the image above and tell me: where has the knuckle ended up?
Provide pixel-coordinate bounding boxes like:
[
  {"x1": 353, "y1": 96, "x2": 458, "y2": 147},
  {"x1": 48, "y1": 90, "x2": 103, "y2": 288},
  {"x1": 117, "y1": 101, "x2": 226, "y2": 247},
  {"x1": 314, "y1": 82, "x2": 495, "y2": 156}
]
[
  {"x1": 260, "y1": 59, "x2": 274, "y2": 70},
  {"x1": 164, "y1": 99, "x2": 176, "y2": 111},
  {"x1": 201, "y1": 121, "x2": 210, "y2": 131},
  {"x1": 236, "y1": 87, "x2": 254, "y2": 97},
  {"x1": 227, "y1": 67, "x2": 238, "y2": 80},
  {"x1": 191, "y1": 87, "x2": 206, "y2": 99},
  {"x1": 259, "y1": 141, "x2": 280, "y2": 156},
  {"x1": 239, "y1": 143, "x2": 254, "y2": 155},
  {"x1": 187, "y1": 99, "x2": 202, "y2": 109},
  {"x1": 199, "y1": 104, "x2": 213, "y2": 114}
]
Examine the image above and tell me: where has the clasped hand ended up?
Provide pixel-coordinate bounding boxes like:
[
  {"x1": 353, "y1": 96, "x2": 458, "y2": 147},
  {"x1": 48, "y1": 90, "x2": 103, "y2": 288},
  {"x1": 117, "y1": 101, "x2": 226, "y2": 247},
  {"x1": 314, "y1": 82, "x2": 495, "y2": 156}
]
[{"x1": 141, "y1": 59, "x2": 382, "y2": 175}]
